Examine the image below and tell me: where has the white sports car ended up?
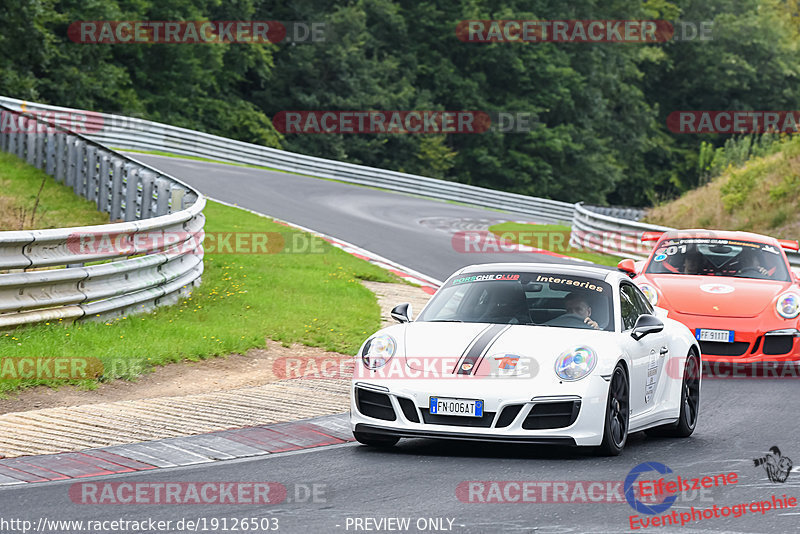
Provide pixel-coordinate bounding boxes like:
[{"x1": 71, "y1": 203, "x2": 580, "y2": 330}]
[{"x1": 350, "y1": 263, "x2": 701, "y2": 455}]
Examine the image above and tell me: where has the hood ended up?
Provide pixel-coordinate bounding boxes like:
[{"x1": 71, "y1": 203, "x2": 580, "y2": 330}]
[
  {"x1": 400, "y1": 321, "x2": 614, "y2": 378},
  {"x1": 646, "y1": 275, "x2": 792, "y2": 318}
]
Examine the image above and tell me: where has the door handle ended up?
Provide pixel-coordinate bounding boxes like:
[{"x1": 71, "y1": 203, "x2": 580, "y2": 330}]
[{"x1": 660, "y1": 347, "x2": 669, "y2": 356}]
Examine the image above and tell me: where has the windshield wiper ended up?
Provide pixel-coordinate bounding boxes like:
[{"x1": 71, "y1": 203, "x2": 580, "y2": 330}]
[{"x1": 427, "y1": 319, "x2": 464, "y2": 323}]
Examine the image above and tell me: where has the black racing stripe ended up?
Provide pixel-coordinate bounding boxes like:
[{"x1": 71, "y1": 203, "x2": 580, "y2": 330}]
[
  {"x1": 452, "y1": 324, "x2": 493, "y2": 374},
  {"x1": 457, "y1": 324, "x2": 508, "y2": 375},
  {"x1": 471, "y1": 325, "x2": 510, "y2": 375}
]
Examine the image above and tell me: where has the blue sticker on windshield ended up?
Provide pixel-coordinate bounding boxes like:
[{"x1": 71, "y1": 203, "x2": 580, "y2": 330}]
[{"x1": 654, "y1": 254, "x2": 667, "y2": 262}]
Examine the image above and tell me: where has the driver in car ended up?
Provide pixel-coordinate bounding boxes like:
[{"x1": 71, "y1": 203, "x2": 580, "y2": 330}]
[
  {"x1": 738, "y1": 248, "x2": 773, "y2": 278},
  {"x1": 564, "y1": 292, "x2": 601, "y2": 330},
  {"x1": 682, "y1": 250, "x2": 704, "y2": 275}
]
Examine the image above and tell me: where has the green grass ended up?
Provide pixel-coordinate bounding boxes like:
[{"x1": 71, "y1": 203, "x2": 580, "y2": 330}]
[
  {"x1": 488, "y1": 222, "x2": 623, "y2": 267},
  {"x1": 0, "y1": 174, "x2": 398, "y2": 395},
  {"x1": 0, "y1": 151, "x2": 110, "y2": 230}
]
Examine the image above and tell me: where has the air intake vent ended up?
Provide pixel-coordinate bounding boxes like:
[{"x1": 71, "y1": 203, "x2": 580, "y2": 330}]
[
  {"x1": 699, "y1": 341, "x2": 749, "y2": 357},
  {"x1": 397, "y1": 397, "x2": 420, "y2": 423},
  {"x1": 495, "y1": 405, "x2": 524, "y2": 428},
  {"x1": 522, "y1": 401, "x2": 581, "y2": 430},
  {"x1": 421, "y1": 409, "x2": 495, "y2": 428},
  {"x1": 356, "y1": 389, "x2": 396, "y2": 421}
]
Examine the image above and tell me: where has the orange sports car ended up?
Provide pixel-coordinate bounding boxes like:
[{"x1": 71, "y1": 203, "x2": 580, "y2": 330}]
[{"x1": 618, "y1": 230, "x2": 800, "y2": 362}]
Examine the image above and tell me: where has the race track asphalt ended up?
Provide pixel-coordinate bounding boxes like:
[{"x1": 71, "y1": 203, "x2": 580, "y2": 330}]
[
  {"x1": 2, "y1": 378, "x2": 798, "y2": 533},
  {"x1": 130, "y1": 154, "x2": 585, "y2": 281}
]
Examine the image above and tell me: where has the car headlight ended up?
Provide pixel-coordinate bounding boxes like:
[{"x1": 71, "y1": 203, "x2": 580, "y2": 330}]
[
  {"x1": 639, "y1": 283, "x2": 659, "y2": 306},
  {"x1": 776, "y1": 292, "x2": 800, "y2": 319},
  {"x1": 361, "y1": 334, "x2": 396, "y2": 369},
  {"x1": 554, "y1": 346, "x2": 597, "y2": 381}
]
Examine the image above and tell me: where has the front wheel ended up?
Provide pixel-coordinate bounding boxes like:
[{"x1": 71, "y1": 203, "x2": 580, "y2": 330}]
[
  {"x1": 596, "y1": 363, "x2": 629, "y2": 456},
  {"x1": 353, "y1": 430, "x2": 399, "y2": 447}
]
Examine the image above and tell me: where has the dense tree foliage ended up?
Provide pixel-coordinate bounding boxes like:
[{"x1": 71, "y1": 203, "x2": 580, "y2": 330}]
[{"x1": 1, "y1": 0, "x2": 798, "y2": 206}]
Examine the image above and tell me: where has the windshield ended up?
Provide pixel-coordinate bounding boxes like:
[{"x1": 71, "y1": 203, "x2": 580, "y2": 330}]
[
  {"x1": 645, "y1": 238, "x2": 790, "y2": 281},
  {"x1": 417, "y1": 272, "x2": 614, "y2": 331}
]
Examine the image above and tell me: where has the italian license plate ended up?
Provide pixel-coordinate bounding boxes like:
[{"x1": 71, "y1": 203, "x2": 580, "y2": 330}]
[
  {"x1": 696, "y1": 329, "x2": 735, "y2": 343},
  {"x1": 429, "y1": 397, "x2": 483, "y2": 417}
]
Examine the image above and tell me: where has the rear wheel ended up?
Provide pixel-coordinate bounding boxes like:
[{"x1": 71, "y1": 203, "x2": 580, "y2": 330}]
[
  {"x1": 647, "y1": 351, "x2": 700, "y2": 438},
  {"x1": 597, "y1": 363, "x2": 629, "y2": 456},
  {"x1": 353, "y1": 430, "x2": 400, "y2": 447}
]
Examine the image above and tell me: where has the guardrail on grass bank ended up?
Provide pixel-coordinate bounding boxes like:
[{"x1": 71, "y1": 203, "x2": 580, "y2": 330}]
[{"x1": 0, "y1": 103, "x2": 205, "y2": 328}]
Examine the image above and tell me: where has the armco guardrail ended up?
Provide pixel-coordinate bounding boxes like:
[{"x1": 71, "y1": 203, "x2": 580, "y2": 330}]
[
  {"x1": 569, "y1": 203, "x2": 671, "y2": 260},
  {"x1": 0, "y1": 96, "x2": 574, "y2": 223},
  {"x1": 570, "y1": 202, "x2": 800, "y2": 267},
  {"x1": 0, "y1": 103, "x2": 205, "y2": 328}
]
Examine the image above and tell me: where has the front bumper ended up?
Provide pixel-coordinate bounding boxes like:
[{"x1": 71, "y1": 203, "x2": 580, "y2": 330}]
[
  {"x1": 666, "y1": 310, "x2": 800, "y2": 363},
  {"x1": 353, "y1": 424, "x2": 577, "y2": 446},
  {"x1": 349, "y1": 374, "x2": 611, "y2": 447}
]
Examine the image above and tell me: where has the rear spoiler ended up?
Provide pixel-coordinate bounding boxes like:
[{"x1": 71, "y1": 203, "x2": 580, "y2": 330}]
[
  {"x1": 778, "y1": 239, "x2": 799, "y2": 252},
  {"x1": 640, "y1": 231, "x2": 664, "y2": 243}
]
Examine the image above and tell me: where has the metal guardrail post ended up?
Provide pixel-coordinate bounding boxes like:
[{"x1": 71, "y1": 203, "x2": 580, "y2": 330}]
[
  {"x1": 26, "y1": 131, "x2": 36, "y2": 165},
  {"x1": 0, "y1": 111, "x2": 7, "y2": 152},
  {"x1": 45, "y1": 132, "x2": 56, "y2": 175},
  {"x1": 54, "y1": 133, "x2": 65, "y2": 182},
  {"x1": 97, "y1": 150, "x2": 111, "y2": 214},
  {"x1": 85, "y1": 145, "x2": 99, "y2": 203},
  {"x1": 170, "y1": 188, "x2": 185, "y2": 214},
  {"x1": 110, "y1": 158, "x2": 124, "y2": 221},
  {"x1": 7, "y1": 126, "x2": 16, "y2": 155},
  {"x1": 155, "y1": 177, "x2": 170, "y2": 216},
  {"x1": 75, "y1": 140, "x2": 88, "y2": 197},
  {"x1": 33, "y1": 131, "x2": 44, "y2": 169},
  {"x1": 65, "y1": 136, "x2": 78, "y2": 189},
  {"x1": 139, "y1": 170, "x2": 156, "y2": 219},
  {"x1": 124, "y1": 163, "x2": 140, "y2": 221}
]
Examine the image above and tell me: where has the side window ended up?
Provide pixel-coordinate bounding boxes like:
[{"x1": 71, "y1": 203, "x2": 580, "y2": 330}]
[
  {"x1": 630, "y1": 284, "x2": 654, "y2": 315},
  {"x1": 619, "y1": 284, "x2": 640, "y2": 331}
]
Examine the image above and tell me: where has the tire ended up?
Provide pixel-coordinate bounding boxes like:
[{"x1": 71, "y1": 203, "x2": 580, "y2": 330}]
[
  {"x1": 646, "y1": 350, "x2": 700, "y2": 438},
  {"x1": 596, "y1": 363, "x2": 630, "y2": 456},
  {"x1": 353, "y1": 430, "x2": 400, "y2": 447}
]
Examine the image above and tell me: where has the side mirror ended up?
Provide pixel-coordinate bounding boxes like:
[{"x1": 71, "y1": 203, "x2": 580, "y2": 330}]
[
  {"x1": 617, "y1": 259, "x2": 637, "y2": 278},
  {"x1": 631, "y1": 314, "x2": 664, "y2": 340},
  {"x1": 391, "y1": 303, "x2": 413, "y2": 323}
]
